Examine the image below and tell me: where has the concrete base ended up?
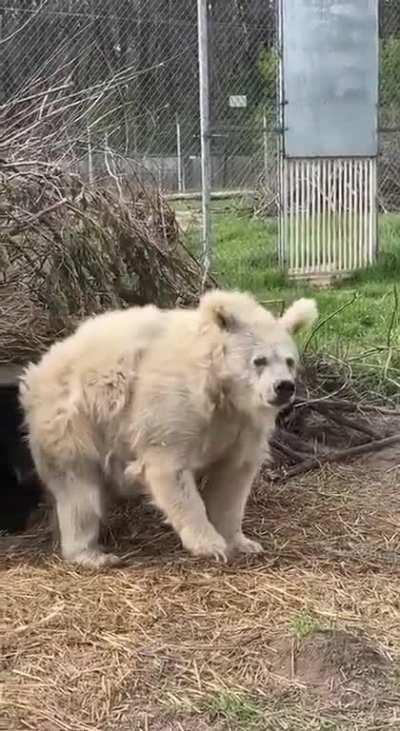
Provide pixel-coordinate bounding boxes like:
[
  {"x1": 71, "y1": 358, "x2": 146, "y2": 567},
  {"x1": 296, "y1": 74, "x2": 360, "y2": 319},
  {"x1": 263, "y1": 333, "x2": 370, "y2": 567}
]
[{"x1": 288, "y1": 271, "x2": 354, "y2": 288}]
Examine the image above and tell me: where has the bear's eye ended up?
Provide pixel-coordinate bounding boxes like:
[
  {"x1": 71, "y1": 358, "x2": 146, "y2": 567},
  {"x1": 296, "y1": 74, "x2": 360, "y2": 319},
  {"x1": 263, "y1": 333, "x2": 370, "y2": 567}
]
[
  {"x1": 286, "y1": 357, "x2": 295, "y2": 369},
  {"x1": 253, "y1": 356, "x2": 268, "y2": 368}
]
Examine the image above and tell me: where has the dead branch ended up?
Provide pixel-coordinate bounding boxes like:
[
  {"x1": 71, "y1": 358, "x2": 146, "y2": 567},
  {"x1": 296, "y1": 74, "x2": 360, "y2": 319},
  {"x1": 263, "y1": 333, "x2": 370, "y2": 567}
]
[
  {"x1": 272, "y1": 434, "x2": 400, "y2": 480},
  {"x1": 308, "y1": 405, "x2": 381, "y2": 441},
  {"x1": 294, "y1": 398, "x2": 400, "y2": 417}
]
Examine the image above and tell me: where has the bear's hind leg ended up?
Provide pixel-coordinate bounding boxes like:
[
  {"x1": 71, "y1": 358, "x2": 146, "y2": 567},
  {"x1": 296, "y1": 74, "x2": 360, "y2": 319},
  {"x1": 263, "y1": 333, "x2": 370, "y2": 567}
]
[{"x1": 51, "y1": 465, "x2": 120, "y2": 568}]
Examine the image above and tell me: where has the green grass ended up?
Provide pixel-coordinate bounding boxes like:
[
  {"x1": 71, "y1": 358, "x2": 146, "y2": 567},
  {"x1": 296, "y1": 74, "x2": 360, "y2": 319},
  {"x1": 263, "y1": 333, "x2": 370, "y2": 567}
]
[
  {"x1": 200, "y1": 690, "x2": 340, "y2": 729},
  {"x1": 213, "y1": 213, "x2": 287, "y2": 291},
  {"x1": 289, "y1": 611, "x2": 321, "y2": 641},
  {"x1": 179, "y1": 202, "x2": 400, "y2": 401},
  {"x1": 202, "y1": 691, "x2": 265, "y2": 728}
]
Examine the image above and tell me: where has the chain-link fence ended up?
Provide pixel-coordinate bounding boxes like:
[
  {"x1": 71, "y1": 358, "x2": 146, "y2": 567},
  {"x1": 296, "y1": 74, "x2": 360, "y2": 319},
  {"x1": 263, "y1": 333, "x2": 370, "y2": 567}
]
[
  {"x1": 0, "y1": 1, "x2": 278, "y2": 198},
  {"x1": 0, "y1": 1, "x2": 201, "y2": 191},
  {"x1": 1, "y1": 2, "x2": 400, "y2": 233},
  {"x1": 207, "y1": 2, "x2": 277, "y2": 197},
  {"x1": 379, "y1": 0, "x2": 400, "y2": 212}
]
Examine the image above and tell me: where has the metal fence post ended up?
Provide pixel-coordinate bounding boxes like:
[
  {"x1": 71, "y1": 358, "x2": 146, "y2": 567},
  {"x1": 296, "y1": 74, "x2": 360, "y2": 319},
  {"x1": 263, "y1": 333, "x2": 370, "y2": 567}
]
[
  {"x1": 176, "y1": 113, "x2": 184, "y2": 193},
  {"x1": 262, "y1": 108, "x2": 269, "y2": 183},
  {"x1": 197, "y1": 0, "x2": 212, "y2": 286},
  {"x1": 87, "y1": 125, "x2": 94, "y2": 185}
]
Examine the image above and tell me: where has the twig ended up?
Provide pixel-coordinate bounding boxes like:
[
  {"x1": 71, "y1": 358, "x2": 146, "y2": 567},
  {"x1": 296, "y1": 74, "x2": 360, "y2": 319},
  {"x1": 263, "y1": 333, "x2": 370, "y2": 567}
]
[
  {"x1": 294, "y1": 397, "x2": 400, "y2": 417},
  {"x1": 276, "y1": 434, "x2": 400, "y2": 480},
  {"x1": 303, "y1": 293, "x2": 359, "y2": 352},
  {"x1": 308, "y1": 404, "x2": 381, "y2": 440},
  {"x1": 386, "y1": 285, "x2": 399, "y2": 348},
  {"x1": 1, "y1": 199, "x2": 68, "y2": 236},
  {"x1": 270, "y1": 438, "x2": 312, "y2": 463},
  {"x1": 0, "y1": 0, "x2": 50, "y2": 47},
  {"x1": 274, "y1": 429, "x2": 315, "y2": 454}
]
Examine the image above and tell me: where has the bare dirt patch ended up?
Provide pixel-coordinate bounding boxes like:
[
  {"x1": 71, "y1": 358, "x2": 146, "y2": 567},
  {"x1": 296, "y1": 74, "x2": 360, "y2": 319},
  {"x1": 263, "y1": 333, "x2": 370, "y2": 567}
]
[{"x1": 269, "y1": 629, "x2": 390, "y2": 701}]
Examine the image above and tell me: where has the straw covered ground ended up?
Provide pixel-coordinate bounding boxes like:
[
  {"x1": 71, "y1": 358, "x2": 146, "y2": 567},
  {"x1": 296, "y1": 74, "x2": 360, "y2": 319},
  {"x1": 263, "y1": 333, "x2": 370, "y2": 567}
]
[{"x1": 2, "y1": 432, "x2": 400, "y2": 730}]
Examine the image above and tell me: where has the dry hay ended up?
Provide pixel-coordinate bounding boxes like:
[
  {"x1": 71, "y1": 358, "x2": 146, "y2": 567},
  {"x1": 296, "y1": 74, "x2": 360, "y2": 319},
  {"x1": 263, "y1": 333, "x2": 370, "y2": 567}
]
[
  {"x1": 2, "y1": 342, "x2": 400, "y2": 729},
  {"x1": 0, "y1": 160, "x2": 207, "y2": 365},
  {"x1": 2, "y1": 450, "x2": 400, "y2": 730},
  {"x1": 4, "y1": 352, "x2": 400, "y2": 729}
]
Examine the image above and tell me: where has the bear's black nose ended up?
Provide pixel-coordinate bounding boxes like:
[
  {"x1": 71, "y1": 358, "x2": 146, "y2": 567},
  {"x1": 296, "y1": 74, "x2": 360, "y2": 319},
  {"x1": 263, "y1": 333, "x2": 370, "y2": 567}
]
[{"x1": 274, "y1": 380, "x2": 295, "y2": 403}]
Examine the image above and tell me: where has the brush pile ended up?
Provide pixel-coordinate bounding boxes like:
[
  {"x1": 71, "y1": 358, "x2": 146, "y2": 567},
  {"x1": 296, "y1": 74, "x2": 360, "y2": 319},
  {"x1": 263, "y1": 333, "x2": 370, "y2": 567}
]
[
  {"x1": 270, "y1": 351, "x2": 400, "y2": 480},
  {"x1": 0, "y1": 160, "x2": 205, "y2": 365}
]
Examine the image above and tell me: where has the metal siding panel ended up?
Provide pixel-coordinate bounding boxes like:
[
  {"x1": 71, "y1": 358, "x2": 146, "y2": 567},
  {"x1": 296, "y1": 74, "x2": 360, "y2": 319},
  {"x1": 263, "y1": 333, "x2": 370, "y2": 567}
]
[{"x1": 282, "y1": 0, "x2": 379, "y2": 158}]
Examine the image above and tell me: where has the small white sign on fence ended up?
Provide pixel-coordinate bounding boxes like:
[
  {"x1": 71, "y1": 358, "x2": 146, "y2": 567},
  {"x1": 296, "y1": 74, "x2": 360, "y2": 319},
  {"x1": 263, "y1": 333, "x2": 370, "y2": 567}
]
[{"x1": 229, "y1": 95, "x2": 247, "y2": 108}]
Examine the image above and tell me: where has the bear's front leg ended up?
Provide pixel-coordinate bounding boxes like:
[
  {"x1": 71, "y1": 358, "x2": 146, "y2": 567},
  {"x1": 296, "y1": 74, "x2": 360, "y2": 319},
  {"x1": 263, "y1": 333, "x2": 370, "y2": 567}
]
[
  {"x1": 203, "y1": 457, "x2": 264, "y2": 556},
  {"x1": 144, "y1": 451, "x2": 228, "y2": 561}
]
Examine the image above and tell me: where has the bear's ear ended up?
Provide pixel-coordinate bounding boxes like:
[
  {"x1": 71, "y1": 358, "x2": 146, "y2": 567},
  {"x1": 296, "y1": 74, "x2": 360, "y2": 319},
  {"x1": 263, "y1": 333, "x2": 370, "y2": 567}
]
[
  {"x1": 199, "y1": 289, "x2": 242, "y2": 331},
  {"x1": 280, "y1": 298, "x2": 318, "y2": 334}
]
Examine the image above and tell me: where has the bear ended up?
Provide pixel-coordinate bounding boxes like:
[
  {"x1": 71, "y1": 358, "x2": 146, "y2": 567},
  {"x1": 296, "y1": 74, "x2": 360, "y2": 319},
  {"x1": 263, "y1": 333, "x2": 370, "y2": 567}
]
[
  {"x1": 0, "y1": 384, "x2": 42, "y2": 534},
  {"x1": 19, "y1": 289, "x2": 318, "y2": 567}
]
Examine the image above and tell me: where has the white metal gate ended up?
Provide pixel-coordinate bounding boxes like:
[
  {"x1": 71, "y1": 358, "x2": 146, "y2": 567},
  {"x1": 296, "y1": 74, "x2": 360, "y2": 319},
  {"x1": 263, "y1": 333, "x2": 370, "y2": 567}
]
[
  {"x1": 280, "y1": 158, "x2": 377, "y2": 277},
  {"x1": 278, "y1": 0, "x2": 379, "y2": 279}
]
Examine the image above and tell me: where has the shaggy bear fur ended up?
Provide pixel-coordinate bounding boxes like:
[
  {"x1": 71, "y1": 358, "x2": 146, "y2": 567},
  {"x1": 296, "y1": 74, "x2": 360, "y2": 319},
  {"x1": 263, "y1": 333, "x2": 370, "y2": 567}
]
[{"x1": 19, "y1": 290, "x2": 318, "y2": 567}]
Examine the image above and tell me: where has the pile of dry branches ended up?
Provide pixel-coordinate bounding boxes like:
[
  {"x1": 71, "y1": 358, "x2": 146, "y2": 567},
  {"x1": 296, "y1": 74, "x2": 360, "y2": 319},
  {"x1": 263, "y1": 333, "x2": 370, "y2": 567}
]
[
  {"x1": 270, "y1": 351, "x2": 400, "y2": 480},
  {"x1": 0, "y1": 160, "x2": 206, "y2": 365}
]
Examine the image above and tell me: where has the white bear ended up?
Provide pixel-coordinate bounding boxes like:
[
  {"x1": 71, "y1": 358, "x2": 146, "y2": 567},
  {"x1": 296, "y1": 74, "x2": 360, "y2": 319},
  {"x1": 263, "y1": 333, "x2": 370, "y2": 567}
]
[{"x1": 19, "y1": 290, "x2": 318, "y2": 567}]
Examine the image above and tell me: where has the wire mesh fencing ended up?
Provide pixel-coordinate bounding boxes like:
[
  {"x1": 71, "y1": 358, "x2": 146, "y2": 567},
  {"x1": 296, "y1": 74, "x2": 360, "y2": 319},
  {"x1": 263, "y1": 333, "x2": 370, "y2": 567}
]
[
  {"x1": 0, "y1": 1, "x2": 201, "y2": 192},
  {"x1": 208, "y1": 1, "x2": 278, "y2": 199},
  {"x1": 0, "y1": 1, "x2": 280, "y2": 197},
  {"x1": 379, "y1": 0, "x2": 400, "y2": 213},
  {"x1": 0, "y1": 1, "x2": 399, "y2": 282}
]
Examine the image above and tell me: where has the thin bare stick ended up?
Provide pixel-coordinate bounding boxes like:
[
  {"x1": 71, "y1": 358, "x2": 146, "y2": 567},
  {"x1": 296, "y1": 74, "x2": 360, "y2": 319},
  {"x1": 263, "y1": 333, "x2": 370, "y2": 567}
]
[
  {"x1": 294, "y1": 397, "x2": 400, "y2": 417},
  {"x1": 303, "y1": 293, "x2": 359, "y2": 352},
  {"x1": 309, "y1": 404, "x2": 381, "y2": 440},
  {"x1": 270, "y1": 438, "x2": 312, "y2": 463},
  {"x1": 277, "y1": 434, "x2": 400, "y2": 480}
]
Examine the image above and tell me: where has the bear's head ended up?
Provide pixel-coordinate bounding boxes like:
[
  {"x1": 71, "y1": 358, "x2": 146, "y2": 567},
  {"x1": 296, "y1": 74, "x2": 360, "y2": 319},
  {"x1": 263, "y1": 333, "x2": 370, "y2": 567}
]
[{"x1": 199, "y1": 290, "x2": 318, "y2": 415}]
